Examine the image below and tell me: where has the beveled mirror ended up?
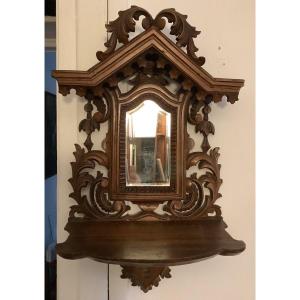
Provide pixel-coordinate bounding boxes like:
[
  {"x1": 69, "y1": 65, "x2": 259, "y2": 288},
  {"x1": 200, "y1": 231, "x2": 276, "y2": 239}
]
[
  {"x1": 126, "y1": 100, "x2": 171, "y2": 186},
  {"x1": 53, "y1": 6, "x2": 246, "y2": 293}
]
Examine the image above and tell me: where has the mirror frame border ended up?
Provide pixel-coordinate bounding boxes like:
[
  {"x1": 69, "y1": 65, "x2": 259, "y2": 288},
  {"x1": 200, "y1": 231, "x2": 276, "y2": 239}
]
[{"x1": 109, "y1": 83, "x2": 190, "y2": 202}]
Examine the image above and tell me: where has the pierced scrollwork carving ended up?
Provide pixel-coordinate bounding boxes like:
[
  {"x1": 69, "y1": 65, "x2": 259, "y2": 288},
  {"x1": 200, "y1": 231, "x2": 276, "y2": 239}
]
[
  {"x1": 96, "y1": 6, "x2": 153, "y2": 61},
  {"x1": 102, "y1": 50, "x2": 198, "y2": 97},
  {"x1": 195, "y1": 103, "x2": 215, "y2": 153},
  {"x1": 96, "y1": 6, "x2": 205, "y2": 66},
  {"x1": 66, "y1": 8, "x2": 232, "y2": 223},
  {"x1": 164, "y1": 148, "x2": 222, "y2": 219},
  {"x1": 189, "y1": 94, "x2": 215, "y2": 153},
  {"x1": 79, "y1": 92, "x2": 110, "y2": 152},
  {"x1": 79, "y1": 98, "x2": 99, "y2": 151},
  {"x1": 68, "y1": 144, "x2": 130, "y2": 220},
  {"x1": 72, "y1": 48, "x2": 222, "y2": 222},
  {"x1": 153, "y1": 8, "x2": 205, "y2": 66},
  {"x1": 68, "y1": 144, "x2": 172, "y2": 221}
]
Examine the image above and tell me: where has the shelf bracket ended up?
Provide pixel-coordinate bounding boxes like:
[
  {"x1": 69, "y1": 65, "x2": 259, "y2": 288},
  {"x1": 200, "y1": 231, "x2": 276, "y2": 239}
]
[{"x1": 121, "y1": 266, "x2": 172, "y2": 293}]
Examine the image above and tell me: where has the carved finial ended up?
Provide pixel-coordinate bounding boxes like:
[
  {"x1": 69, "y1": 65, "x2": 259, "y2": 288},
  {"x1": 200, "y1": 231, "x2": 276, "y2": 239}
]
[
  {"x1": 96, "y1": 6, "x2": 205, "y2": 66},
  {"x1": 96, "y1": 6, "x2": 153, "y2": 61},
  {"x1": 153, "y1": 8, "x2": 205, "y2": 66}
]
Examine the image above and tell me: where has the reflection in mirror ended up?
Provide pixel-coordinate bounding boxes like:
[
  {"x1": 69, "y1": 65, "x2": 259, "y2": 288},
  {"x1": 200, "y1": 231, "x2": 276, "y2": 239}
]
[{"x1": 126, "y1": 100, "x2": 171, "y2": 186}]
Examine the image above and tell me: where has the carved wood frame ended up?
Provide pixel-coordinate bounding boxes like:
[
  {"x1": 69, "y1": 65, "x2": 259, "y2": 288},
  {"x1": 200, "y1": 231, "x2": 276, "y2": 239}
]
[
  {"x1": 110, "y1": 84, "x2": 188, "y2": 202},
  {"x1": 53, "y1": 6, "x2": 245, "y2": 293}
]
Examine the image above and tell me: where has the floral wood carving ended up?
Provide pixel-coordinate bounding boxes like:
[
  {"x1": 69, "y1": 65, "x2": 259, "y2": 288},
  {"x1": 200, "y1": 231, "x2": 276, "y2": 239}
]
[
  {"x1": 96, "y1": 6, "x2": 205, "y2": 66},
  {"x1": 121, "y1": 266, "x2": 171, "y2": 293}
]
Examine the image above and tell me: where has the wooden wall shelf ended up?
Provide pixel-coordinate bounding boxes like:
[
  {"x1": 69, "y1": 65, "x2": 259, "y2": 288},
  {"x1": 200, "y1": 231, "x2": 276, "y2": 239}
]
[
  {"x1": 57, "y1": 220, "x2": 245, "y2": 265},
  {"x1": 53, "y1": 6, "x2": 246, "y2": 293}
]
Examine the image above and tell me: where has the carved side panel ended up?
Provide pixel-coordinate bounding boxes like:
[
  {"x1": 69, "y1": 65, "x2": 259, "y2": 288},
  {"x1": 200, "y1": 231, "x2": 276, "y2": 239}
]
[
  {"x1": 175, "y1": 93, "x2": 222, "y2": 219},
  {"x1": 164, "y1": 147, "x2": 222, "y2": 219},
  {"x1": 68, "y1": 144, "x2": 130, "y2": 220}
]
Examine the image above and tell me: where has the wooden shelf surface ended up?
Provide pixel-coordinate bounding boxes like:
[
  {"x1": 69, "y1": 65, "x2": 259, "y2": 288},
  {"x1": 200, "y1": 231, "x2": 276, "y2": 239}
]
[{"x1": 57, "y1": 219, "x2": 245, "y2": 267}]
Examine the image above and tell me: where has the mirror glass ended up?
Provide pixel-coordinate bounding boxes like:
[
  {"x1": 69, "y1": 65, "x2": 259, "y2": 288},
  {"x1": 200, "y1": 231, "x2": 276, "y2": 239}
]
[{"x1": 126, "y1": 100, "x2": 171, "y2": 186}]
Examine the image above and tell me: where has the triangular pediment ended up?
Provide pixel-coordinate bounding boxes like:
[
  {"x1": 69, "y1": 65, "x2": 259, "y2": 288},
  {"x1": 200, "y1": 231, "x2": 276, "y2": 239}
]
[{"x1": 53, "y1": 28, "x2": 243, "y2": 103}]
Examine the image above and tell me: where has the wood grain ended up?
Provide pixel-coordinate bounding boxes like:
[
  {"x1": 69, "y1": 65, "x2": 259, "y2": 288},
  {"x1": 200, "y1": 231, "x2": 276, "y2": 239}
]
[{"x1": 57, "y1": 219, "x2": 246, "y2": 265}]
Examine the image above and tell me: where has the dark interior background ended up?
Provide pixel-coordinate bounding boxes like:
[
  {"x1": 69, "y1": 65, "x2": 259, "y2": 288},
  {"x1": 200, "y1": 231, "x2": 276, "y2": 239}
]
[
  {"x1": 45, "y1": 2, "x2": 57, "y2": 299},
  {"x1": 45, "y1": 0, "x2": 56, "y2": 16}
]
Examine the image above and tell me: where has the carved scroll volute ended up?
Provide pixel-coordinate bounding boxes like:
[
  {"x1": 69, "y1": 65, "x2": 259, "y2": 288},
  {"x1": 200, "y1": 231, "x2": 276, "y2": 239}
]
[
  {"x1": 68, "y1": 144, "x2": 130, "y2": 220},
  {"x1": 96, "y1": 6, "x2": 153, "y2": 61},
  {"x1": 153, "y1": 9, "x2": 205, "y2": 66},
  {"x1": 164, "y1": 147, "x2": 222, "y2": 219},
  {"x1": 96, "y1": 6, "x2": 206, "y2": 67}
]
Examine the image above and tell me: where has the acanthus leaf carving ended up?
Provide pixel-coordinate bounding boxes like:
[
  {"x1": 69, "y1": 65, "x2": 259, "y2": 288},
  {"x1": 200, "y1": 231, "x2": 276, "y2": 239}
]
[
  {"x1": 164, "y1": 148, "x2": 222, "y2": 219},
  {"x1": 96, "y1": 6, "x2": 153, "y2": 61},
  {"x1": 153, "y1": 8, "x2": 205, "y2": 66},
  {"x1": 96, "y1": 6, "x2": 205, "y2": 66},
  {"x1": 68, "y1": 144, "x2": 130, "y2": 220}
]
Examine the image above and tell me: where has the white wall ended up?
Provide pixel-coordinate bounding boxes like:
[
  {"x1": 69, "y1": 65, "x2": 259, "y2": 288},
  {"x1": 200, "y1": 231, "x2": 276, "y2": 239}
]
[{"x1": 57, "y1": 1, "x2": 255, "y2": 299}]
